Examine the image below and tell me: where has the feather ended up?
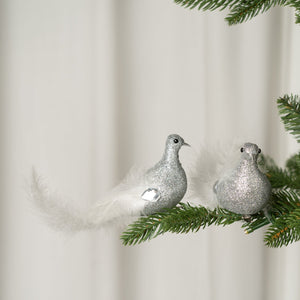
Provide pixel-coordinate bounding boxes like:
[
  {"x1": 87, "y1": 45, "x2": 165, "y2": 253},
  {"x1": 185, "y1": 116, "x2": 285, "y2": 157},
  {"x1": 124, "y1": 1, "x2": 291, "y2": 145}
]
[
  {"x1": 30, "y1": 169, "x2": 89, "y2": 233},
  {"x1": 30, "y1": 166, "x2": 149, "y2": 233},
  {"x1": 188, "y1": 140, "x2": 242, "y2": 209}
]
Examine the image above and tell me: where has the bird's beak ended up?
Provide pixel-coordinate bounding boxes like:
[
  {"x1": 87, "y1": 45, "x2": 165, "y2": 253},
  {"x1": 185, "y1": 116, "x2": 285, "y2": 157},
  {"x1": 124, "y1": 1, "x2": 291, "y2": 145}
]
[{"x1": 183, "y1": 142, "x2": 191, "y2": 147}]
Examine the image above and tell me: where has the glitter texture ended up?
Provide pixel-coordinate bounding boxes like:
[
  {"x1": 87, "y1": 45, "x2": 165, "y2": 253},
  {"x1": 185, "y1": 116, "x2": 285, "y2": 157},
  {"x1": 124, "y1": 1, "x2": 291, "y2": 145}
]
[
  {"x1": 214, "y1": 143, "x2": 271, "y2": 215},
  {"x1": 142, "y1": 134, "x2": 188, "y2": 215}
]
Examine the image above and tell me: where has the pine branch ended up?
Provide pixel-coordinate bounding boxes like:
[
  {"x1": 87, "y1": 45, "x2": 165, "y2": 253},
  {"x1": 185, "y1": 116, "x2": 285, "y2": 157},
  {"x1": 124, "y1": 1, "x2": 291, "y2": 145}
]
[
  {"x1": 265, "y1": 221, "x2": 300, "y2": 247},
  {"x1": 259, "y1": 154, "x2": 300, "y2": 189},
  {"x1": 295, "y1": 9, "x2": 300, "y2": 23},
  {"x1": 285, "y1": 153, "x2": 300, "y2": 190},
  {"x1": 286, "y1": 0, "x2": 300, "y2": 13},
  {"x1": 225, "y1": 0, "x2": 286, "y2": 25},
  {"x1": 121, "y1": 186, "x2": 300, "y2": 247},
  {"x1": 121, "y1": 191, "x2": 297, "y2": 246},
  {"x1": 121, "y1": 192, "x2": 282, "y2": 246},
  {"x1": 277, "y1": 94, "x2": 300, "y2": 143},
  {"x1": 121, "y1": 203, "x2": 242, "y2": 245},
  {"x1": 264, "y1": 190, "x2": 300, "y2": 247},
  {"x1": 286, "y1": 153, "x2": 300, "y2": 177},
  {"x1": 173, "y1": 0, "x2": 300, "y2": 25},
  {"x1": 174, "y1": 0, "x2": 240, "y2": 12},
  {"x1": 121, "y1": 191, "x2": 300, "y2": 247}
]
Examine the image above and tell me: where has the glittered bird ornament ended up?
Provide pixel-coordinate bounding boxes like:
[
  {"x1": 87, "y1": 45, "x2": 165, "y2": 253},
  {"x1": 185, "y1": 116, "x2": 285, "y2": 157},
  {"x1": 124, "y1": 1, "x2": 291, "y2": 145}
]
[
  {"x1": 213, "y1": 143, "x2": 271, "y2": 218},
  {"x1": 189, "y1": 141, "x2": 271, "y2": 219},
  {"x1": 30, "y1": 134, "x2": 189, "y2": 232}
]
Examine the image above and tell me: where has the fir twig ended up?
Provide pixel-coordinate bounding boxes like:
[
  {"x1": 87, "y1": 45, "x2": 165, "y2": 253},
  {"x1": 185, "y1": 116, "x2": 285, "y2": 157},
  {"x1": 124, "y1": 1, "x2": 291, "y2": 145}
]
[
  {"x1": 286, "y1": 0, "x2": 300, "y2": 23},
  {"x1": 225, "y1": 0, "x2": 286, "y2": 25},
  {"x1": 286, "y1": 153, "x2": 300, "y2": 178},
  {"x1": 295, "y1": 9, "x2": 300, "y2": 23},
  {"x1": 259, "y1": 153, "x2": 300, "y2": 189},
  {"x1": 173, "y1": 0, "x2": 300, "y2": 25},
  {"x1": 121, "y1": 190, "x2": 300, "y2": 247},
  {"x1": 121, "y1": 203, "x2": 242, "y2": 245},
  {"x1": 264, "y1": 190, "x2": 300, "y2": 247},
  {"x1": 174, "y1": 0, "x2": 240, "y2": 12},
  {"x1": 277, "y1": 94, "x2": 300, "y2": 143}
]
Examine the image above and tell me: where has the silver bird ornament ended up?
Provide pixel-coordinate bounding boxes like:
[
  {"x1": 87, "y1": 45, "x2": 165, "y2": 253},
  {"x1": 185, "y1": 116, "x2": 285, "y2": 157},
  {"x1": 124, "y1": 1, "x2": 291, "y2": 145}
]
[
  {"x1": 142, "y1": 134, "x2": 189, "y2": 215},
  {"x1": 30, "y1": 134, "x2": 189, "y2": 232},
  {"x1": 214, "y1": 143, "x2": 271, "y2": 218}
]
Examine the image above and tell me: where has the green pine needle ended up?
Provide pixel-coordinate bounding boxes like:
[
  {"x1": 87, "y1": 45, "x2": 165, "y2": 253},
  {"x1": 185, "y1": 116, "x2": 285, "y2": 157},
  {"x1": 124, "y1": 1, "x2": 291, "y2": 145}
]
[
  {"x1": 277, "y1": 95, "x2": 300, "y2": 143},
  {"x1": 264, "y1": 190, "x2": 300, "y2": 247},
  {"x1": 291, "y1": 0, "x2": 300, "y2": 22},
  {"x1": 173, "y1": 0, "x2": 300, "y2": 25},
  {"x1": 259, "y1": 153, "x2": 300, "y2": 189},
  {"x1": 225, "y1": 0, "x2": 286, "y2": 25},
  {"x1": 121, "y1": 203, "x2": 242, "y2": 245},
  {"x1": 285, "y1": 152, "x2": 300, "y2": 188},
  {"x1": 174, "y1": 0, "x2": 240, "y2": 11},
  {"x1": 265, "y1": 222, "x2": 300, "y2": 247},
  {"x1": 121, "y1": 190, "x2": 300, "y2": 247},
  {"x1": 286, "y1": 153, "x2": 300, "y2": 177},
  {"x1": 295, "y1": 9, "x2": 300, "y2": 23},
  {"x1": 287, "y1": 0, "x2": 300, "y2": 12}
]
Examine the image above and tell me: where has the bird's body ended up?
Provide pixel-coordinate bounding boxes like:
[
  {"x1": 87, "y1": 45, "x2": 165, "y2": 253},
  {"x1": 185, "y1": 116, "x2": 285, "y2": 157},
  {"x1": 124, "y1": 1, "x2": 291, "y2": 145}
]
[
  {"x1": 214, "y1": 143, "x2": 271, "y2": 216},
  {"x1": 142, "y1": 145, "x2": 187, "y2": 215},
  {"x1": 31, "y1": 134, "x2": 189, "y2": 232}
]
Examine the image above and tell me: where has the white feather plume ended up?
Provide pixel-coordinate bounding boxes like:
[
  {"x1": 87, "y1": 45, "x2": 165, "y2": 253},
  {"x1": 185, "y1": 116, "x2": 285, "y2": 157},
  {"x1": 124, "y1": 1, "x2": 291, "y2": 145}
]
[
  {"x1": 188, "y1": 140, "x2": 243, "y2": 209},
  {"x1": 30, "y1": 167, "x2": 149, "y2": 233}
]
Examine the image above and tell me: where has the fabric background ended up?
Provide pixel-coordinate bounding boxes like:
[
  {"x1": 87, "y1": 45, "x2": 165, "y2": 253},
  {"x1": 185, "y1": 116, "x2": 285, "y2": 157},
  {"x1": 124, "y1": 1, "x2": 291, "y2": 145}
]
[{"x1": 1, "y1": 1, "x2": 300, "y2": 299}]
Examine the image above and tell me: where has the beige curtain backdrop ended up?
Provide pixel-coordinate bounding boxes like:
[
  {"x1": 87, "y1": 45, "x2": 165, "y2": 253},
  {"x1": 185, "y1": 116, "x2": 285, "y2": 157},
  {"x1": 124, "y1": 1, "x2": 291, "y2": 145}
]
[{"x1": 1, "y1": 1, "x2": 300, "y2": 300}]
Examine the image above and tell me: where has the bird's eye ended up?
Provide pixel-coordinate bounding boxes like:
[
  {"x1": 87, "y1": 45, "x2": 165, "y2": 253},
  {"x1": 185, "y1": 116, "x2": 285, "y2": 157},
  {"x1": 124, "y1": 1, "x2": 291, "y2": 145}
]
[
  {"x1": 258, "y1": 148, "x2": 261, "y2": 153},
  {"x1": 240, "y1": 148, "x2": 244, "y2": 152},
  {"x1": 174, "y1": 139, "x2": 179, "y2": 144}
]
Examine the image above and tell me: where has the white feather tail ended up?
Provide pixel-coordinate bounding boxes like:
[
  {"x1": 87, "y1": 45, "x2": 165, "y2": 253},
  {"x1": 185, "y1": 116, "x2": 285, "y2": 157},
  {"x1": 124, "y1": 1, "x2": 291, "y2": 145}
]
[
  {"x1": 188, "y1": 141, "x2": 242, "y2": 209},
  {"x1": 30, "y1": 170, "x2": 92, "y2": 233},
  {"x1": 30, "y1": 167, "x2": 147, "y2": 233}
]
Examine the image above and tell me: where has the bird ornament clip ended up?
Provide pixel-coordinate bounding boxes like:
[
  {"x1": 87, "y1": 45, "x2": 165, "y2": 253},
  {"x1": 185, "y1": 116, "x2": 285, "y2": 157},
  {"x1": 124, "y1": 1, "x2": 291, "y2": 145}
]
[
  {"x1": 190, "y1": 141, "x2": 271, "y2": 220},
  {"x1": 30, "y1": 134, "x2": 189, "y2": 232}
]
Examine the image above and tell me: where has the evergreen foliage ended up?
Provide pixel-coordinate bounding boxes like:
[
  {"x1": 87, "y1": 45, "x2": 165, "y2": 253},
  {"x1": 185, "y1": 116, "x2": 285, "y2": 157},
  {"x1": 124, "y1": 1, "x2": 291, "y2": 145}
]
[
  {"x1": 225, "y1": 0, "x2": 286, "y2": 25},
  {"x1": 121, "y1": 204, "x2": 242, "y2": 246},
  {"x1": 295, "y1": 9, "x2": 300, "y2": 23},
  {"x1": 277, "y1": 94, "x2": 300, "y2": 143},
  {"x1": 121, "y1": 95, "x2": 300, "y2": 248},
  {"x1": 264, "y1": 190, "x2": 300, "y2": 247},
  {"x1": 174, "y1": 0, "x2": 300, "y2": 25}
]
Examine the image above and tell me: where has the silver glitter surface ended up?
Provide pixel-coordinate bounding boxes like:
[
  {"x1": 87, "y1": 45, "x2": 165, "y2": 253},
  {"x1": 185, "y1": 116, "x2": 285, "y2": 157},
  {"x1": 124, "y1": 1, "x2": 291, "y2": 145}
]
[
  {"x1": 214, "y1": 143, "x2": 271, "y2": 215},
  {"x1": 142, "y1": 134, "x2": 188, "y2": 215}
]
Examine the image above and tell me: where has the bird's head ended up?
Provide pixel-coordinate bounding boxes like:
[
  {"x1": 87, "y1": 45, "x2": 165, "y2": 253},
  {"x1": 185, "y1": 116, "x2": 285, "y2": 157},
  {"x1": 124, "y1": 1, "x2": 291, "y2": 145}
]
[
  {"x1": 240, "y1": 143, "x2": 261, "y2": 162},
  {"x1": 166, "y1": 134, "x2": 190, "y2": 152}
]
